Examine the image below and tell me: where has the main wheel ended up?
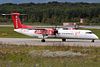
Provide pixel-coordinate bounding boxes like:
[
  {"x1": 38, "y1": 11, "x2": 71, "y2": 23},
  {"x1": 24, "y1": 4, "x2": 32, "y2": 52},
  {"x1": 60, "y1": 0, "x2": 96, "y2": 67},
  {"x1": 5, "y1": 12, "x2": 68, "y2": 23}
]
[
  {"x1": 62, "y1": 38, "x2": 66, "y2": 42},
  {"x1": 91, "y1": 39, "x2": 94, "y2": 42},
  {"x1": 41, "y1": 39, "x2": 45, "y2": 42}
]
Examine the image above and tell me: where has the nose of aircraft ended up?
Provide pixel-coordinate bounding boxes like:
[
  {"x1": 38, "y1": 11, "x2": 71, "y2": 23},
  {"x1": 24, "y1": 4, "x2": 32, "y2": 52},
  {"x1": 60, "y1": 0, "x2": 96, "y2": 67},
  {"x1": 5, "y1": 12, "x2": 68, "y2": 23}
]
[{"x1": 93, "y1": 34, "x2": 99, "y2": 39}]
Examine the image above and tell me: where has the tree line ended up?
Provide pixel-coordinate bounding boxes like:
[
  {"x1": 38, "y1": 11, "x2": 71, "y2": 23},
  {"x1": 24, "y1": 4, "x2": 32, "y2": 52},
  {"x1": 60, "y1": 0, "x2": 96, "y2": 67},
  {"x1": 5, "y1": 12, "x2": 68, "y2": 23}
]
[{"x1": 0, "y1": 1, "x2": 100, "y2": 25}]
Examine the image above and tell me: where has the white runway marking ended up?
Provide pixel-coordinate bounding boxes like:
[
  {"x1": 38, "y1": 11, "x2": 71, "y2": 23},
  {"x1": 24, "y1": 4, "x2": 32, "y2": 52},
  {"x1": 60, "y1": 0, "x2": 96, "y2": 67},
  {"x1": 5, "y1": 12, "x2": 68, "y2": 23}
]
[{"x1": 0, "y1": 38, "x2": 100, "y2": 47}]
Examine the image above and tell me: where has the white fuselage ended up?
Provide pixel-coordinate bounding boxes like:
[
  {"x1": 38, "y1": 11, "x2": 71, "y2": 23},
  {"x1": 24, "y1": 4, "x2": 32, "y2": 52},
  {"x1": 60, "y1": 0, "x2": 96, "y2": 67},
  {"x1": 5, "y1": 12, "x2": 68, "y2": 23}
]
[{"x1": 14, "y1": 28, "x2": 99, "y2": 40}]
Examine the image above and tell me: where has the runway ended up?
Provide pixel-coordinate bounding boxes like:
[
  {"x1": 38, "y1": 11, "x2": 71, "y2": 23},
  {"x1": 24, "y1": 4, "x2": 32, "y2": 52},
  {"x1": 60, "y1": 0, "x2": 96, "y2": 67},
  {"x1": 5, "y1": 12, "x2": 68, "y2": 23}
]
[{"x1": 0, "y1": 38, "x2": 100, "y2": 47}]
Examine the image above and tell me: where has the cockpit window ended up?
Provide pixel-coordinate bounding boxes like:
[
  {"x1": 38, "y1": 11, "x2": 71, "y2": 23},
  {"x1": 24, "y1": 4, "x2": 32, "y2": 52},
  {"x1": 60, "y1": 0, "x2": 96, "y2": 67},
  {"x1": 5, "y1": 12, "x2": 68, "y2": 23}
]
[
  {"x1": 63, "y1": 28, "x2": 68, "y2": 30},
  {"x1": 86, "y1": 32, "x2": 93, "y2": 34}
]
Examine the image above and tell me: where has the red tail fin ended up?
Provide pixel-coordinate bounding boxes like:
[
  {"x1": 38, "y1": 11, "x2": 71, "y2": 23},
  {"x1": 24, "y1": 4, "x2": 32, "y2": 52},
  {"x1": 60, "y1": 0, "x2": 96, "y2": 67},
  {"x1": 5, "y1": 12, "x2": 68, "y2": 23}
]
[
  {"x1": 11, "y1": 13, "x2": 32, "y2": 29},
  {"x1": 11, "y1": 13, "x2": 22, "y2": 29}
]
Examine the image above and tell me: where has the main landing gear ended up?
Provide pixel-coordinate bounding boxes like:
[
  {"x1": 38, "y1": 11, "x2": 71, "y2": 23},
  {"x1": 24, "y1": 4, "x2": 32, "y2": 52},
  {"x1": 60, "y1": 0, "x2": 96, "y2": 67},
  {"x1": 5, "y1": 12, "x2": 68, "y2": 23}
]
[
  {"x1": 62, "y1": 38, "x2": 66, "y2": 42},
  {"x1": 41, "y1": 39, "x2": 45, "y2": 42},
  {"x1": 91, "y1": 39, "x2": 95, "y2": 42}
]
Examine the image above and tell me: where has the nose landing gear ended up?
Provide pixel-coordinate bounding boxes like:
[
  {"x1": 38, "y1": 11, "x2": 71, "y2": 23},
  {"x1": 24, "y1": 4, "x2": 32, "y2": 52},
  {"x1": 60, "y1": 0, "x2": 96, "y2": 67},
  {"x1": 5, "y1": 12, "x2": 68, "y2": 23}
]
[
  {"x1": 91, "y1": 39, "x2": 94, "y2": 42},
  {"x1": 62, "y1": 38, "x2": 66, "y2": 42},
  {"x1": 41, "y1": 39, "x2": 45, "y2": 42}
]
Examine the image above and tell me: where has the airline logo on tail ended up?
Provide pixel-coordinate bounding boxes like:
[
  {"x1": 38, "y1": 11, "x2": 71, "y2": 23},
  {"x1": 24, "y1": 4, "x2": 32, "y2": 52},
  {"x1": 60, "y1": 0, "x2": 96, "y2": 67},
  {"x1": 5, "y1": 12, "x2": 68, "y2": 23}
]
[{"x1": 15, "y1": 15, "x2": 18, "y2": 28}]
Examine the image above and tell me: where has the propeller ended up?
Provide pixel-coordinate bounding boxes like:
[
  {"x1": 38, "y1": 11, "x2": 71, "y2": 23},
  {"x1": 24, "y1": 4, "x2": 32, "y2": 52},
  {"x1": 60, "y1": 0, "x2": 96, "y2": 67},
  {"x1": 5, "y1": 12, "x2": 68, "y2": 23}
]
[{"x1": 53, "y1": 25, "x2": 58, "y2": 37}]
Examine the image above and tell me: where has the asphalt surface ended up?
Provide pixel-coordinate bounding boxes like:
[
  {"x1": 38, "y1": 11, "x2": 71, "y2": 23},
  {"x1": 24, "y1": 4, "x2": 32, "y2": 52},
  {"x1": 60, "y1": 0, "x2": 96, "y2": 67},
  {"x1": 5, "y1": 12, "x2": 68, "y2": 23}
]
[
  {"x1": 80, "y1": 26, "x2": 100, "y2": 29},
  {"x1": 0, "y1": 38, "x2": 100, "y2": 47}
]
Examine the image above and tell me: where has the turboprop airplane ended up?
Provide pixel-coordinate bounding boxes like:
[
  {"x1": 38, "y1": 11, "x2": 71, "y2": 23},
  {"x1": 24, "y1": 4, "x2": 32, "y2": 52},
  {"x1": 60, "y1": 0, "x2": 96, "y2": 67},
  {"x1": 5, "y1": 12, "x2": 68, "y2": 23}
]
[{"x1": 2, "y1": 13, "x2": 99, "y2": 42}]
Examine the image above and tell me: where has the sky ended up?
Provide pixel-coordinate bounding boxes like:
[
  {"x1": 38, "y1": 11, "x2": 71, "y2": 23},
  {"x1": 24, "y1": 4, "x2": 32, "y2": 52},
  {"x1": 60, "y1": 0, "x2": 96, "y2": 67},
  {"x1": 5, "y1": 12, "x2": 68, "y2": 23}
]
[{"x1": 0, "y1": 0, "x2": 100, "y2": 4}]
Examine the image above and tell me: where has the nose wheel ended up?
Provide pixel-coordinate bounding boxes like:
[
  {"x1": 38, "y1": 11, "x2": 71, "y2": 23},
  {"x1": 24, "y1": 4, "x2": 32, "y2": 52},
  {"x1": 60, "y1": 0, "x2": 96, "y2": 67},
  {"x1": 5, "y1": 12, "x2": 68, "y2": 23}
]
[
  {"x1": 62, "y1": 38, "x2": 66, "y2": 42},
  {"x1": 41, "y1": 39, "x2": 45, "y2": 42},
  {"x1": 91, "y1": 39, "x2": 94, "y2": 42}
]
